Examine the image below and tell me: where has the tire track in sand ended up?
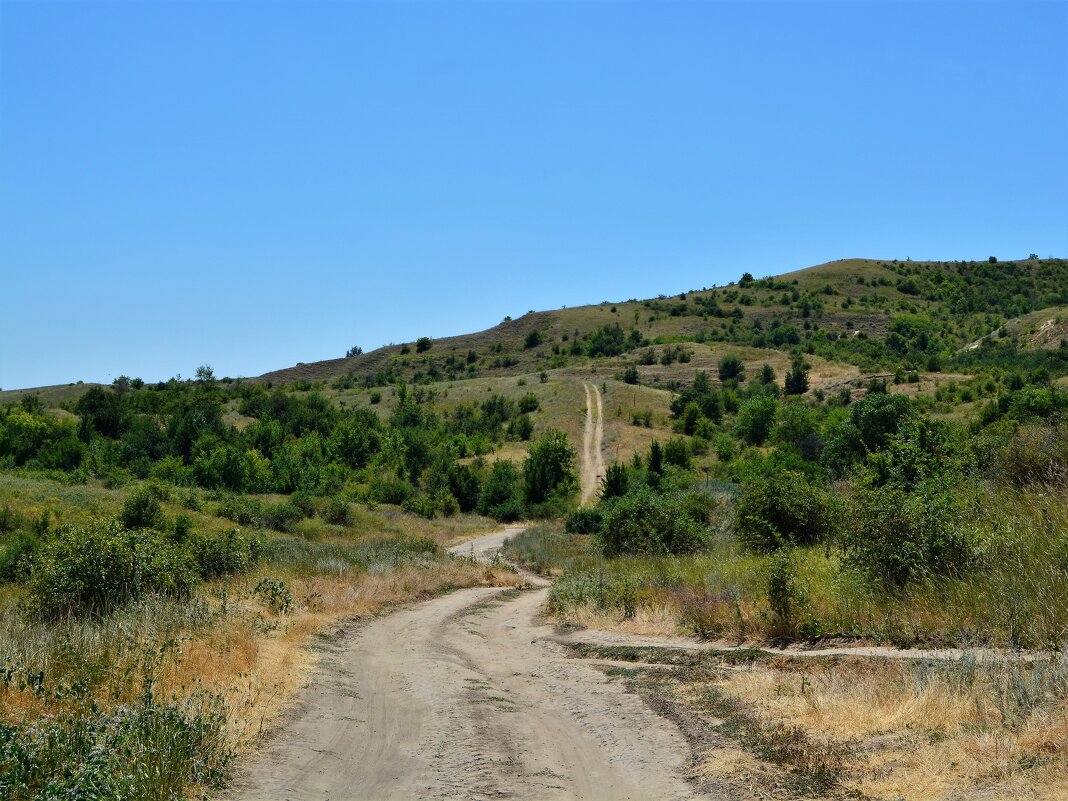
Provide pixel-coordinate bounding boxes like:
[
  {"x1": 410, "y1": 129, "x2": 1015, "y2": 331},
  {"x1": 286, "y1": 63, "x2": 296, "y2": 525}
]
[
  {"x1": 225, "y1": 527, "x2": 698, "y2": 801},
  {"x1": 579, "y1": 383, "x2": 605, "y2": 506}
]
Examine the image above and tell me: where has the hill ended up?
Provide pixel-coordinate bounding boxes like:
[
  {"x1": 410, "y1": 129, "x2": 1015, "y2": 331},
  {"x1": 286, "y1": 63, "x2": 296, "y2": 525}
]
[{"x1": 257, "y1": 256, "x2": 1068, "y2": 389}]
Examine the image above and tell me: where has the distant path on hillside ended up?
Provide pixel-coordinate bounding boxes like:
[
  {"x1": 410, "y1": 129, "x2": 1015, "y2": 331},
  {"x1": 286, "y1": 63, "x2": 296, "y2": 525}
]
[
  {"x1": 226, "y1": 527, "x2": 698, "y2": 801},
  {"x1": 580, "y1": 382, "x2": 605, "y2": 506}
]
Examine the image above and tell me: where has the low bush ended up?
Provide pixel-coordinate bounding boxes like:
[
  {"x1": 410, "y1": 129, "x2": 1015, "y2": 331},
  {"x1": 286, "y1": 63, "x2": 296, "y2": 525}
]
[
  {"x1": 565, "y1": 507, "x2": 604, "y2": 535},
  {"x1": 368, "y1": 474, "x2": 414, "y2": 506},
  {"x1": 262, "y1": 500, "x2": 303, "y2": 532},
  {"x1": 0, "y1": 529, "x2": 38, "y2": 583},
  {"x1": 322, "y1": 496, "x2": 352, "y2": 526},
  {"x1": 734, "y1": 471, "x2": 836, "y2": 551},
  {"x1": 27, "y1": 521, "x2": 198, "y2": 619},
  {"x1": 118, "y1": 482, "x2": 168, "y2": 530},
  {"x1": 186, "y1": 528, "x2": 262, "y2": 580},
  {"x1": 840, "y1": 480, "x2": 976, "y2": 587},
  {"x1": 216, "y1": 494, "x2": 263, "y2": 527},
  {"x1": 597, "y1": 487, "x2": 708, "y2": 557}
]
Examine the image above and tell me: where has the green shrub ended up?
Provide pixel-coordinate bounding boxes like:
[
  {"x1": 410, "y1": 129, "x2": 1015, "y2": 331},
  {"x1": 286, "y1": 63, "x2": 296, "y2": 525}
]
[
  {"x1": 170, "y1": 513, "x2": 194, "y2": 542},
  {"x1": 403, "y1": 493, "x2": 439, "y2": 519},
  {"x1": 186, "y1": 528, "x2": 262, "y2": 580},
  {"x1": 565, "y1": 507, "x2": 604, "y2": 535},
  {"x1": 119, "y1": 483, "x2": 168, "y2": 530},
  {"x1": 734, "y1": 471, "x2": 836, "y2": 551},
  {"x1": 262, "y1": 500, "x2": 303, "y2": 532},
  {"x1": 597, "y1": 487, "x2": 708, "y2": 556},
  {"x1": 368, "y1": 474, "x2": 414, "y2": 506},
  {"x1": 765, "y1": 549, "x2": 810, "y2": 638},
  {"x1": 0, "y1": 504, "x2": 23, "y2": 534},
  {"x1": 323, "y1": 496, "x2": 352, "y2": 526},
  {"x1": 28, "y1": 521, "x2": 198, "y2": 619},
  {"x1": 0, "y1": 529, "x2": 38, "y2": 583},
  {"x1": 216, "y1": 494, "x2": 263, "y2": 527},
  {"x1": 489, "y1": 497, "x2": 525, "y2": 522},
  {"x1": 518, "y1": 392, "x2": 540, "y2": 413},
  {"x1": 840, "y1": 480, "x2": 976, "y2": 587},
  {"x1": 507, "y1": 413, "x2": 535, "y2": 441}
]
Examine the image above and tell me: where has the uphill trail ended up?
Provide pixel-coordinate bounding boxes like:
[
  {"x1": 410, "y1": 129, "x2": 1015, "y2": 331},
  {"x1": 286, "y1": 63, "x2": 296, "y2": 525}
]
[
  {"x1": 579, "y1": 382, "x2": 606, "y2": 507},
  {"x1": 226, "y1": 527, "x2": 700, "y2": 801}
]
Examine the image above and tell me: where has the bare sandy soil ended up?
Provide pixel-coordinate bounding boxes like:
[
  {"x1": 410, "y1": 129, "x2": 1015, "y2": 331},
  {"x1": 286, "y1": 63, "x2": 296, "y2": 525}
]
[{"x1": 226, "y1": 528, "x2": 700, "y2": 801}]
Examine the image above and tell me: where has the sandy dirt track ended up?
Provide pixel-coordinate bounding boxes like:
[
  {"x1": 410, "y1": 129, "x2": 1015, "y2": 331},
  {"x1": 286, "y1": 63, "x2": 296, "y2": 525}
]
[
  {"x1": 226, "y1": 527, "x2": 699, "y2": 801},
  {"x1": 579, "y1": 383, "x2": 605, "y2": 506}
]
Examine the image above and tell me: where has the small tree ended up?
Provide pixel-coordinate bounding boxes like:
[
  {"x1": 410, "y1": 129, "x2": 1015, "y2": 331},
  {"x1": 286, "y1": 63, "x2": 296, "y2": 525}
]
[
  {"x1": 600, "y1": 462, "x2": 629, "y2": 499},
  {"x1": 415, "y1": 337, "x2": 433, "y2": 353},
  {"x1": 523, "y1": 428, "x2": 577, "y2": 505},
  {"x1": 524, "y1": 329, "x2": 543, "y2": 349},
  {"x1": 718, "y1": 354, "x2": 745, "y2": 382},
  {"x1": 735, "y1": 396, "x2": 778, "y2": 445},
  {"x1": 783, "y1": 354, "x2": 809, "y2": 395},
  {"x1": 478, "y1": 460, "x2": 523, "y2": 521},
  {"x1": 647, "y1": 440, "x2": 664, "y2": 487},
  {"x1": 346, "y1": 345, "x2": 363, "y2": 358}
]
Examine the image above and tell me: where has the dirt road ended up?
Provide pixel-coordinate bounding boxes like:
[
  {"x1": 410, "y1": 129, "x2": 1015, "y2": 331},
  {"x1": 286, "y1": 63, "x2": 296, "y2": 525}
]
[
  {"x1": 579, "y1": 383, "x2": 605, "y2": 506},
  {"x1": 227, "y1": 528, "x2": 699, "y2": 801}
]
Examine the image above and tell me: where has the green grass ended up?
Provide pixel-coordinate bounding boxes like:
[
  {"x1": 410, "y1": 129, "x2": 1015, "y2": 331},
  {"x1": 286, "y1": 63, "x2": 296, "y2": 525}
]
[{"x1": 535, "y1": 485, "x2": 1068, "y2": 649}]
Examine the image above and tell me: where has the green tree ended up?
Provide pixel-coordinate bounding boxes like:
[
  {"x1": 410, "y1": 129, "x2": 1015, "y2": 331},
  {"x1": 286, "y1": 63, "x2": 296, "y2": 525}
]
[
  {"x1": 600, "y1": 462, "x2": 629, "y2": 499},
  {"x1": 718, "y1": 354, "x2": 745, "y2": 382},
  {"x1": 783, "y1": 353, "x2": 809, "y2": 395},
  {"x1": 75, "y1": 386, "x2": 128, "y2": 440},
  {"x1": 478, "y1": 460, "x2": 523, "y2": 521},
  {"x1": 735, "y1": 396, "x2": 778, "y2": 445},
  {"x1": 523, "y1": 428, "x2": 577, "y2": 505}
]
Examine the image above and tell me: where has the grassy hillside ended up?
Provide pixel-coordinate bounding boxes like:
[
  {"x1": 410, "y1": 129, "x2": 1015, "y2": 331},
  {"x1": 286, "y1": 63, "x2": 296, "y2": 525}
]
[{"x1": 257, "y1": 257, "x2": 1068, "y2": 388}]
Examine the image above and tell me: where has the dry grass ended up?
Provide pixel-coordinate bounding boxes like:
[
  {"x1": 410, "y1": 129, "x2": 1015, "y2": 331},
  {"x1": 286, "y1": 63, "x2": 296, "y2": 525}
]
[
  {"x1": 0, "y1": 473, "x2": 520, "y2": 776},
  {"x1": 669, "y1": 653, "x2": 1068, "y2": 800},
  {"x1": 0, "y1": 557, "x2": 519, "y2": 760}
]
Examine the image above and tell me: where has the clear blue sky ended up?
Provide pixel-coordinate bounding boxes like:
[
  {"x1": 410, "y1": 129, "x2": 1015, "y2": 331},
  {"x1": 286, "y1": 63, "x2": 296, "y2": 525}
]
[{"x1": 2, "y1": 0, "x2": 1065, "y2": 389}]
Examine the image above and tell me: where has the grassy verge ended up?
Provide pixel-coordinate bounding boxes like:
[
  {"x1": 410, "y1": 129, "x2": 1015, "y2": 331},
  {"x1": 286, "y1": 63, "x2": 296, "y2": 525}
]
[
  {"x1": 511, "y1": 487, "x2": 1068, "y2": 649},
  {"x1": 574, "y1": 644, "x2": 1068, "y2": 799}
]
